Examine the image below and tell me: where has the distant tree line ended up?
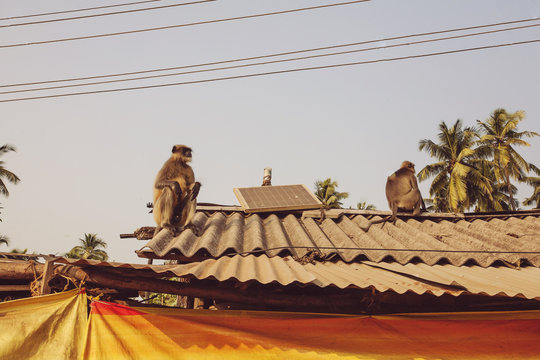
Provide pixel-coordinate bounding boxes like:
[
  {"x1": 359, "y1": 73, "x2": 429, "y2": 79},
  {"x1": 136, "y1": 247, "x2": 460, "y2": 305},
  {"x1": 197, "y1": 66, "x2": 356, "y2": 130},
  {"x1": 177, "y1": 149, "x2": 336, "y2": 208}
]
[{"x1": 314, "y1": 108, "x2": 539, "y2": 212}]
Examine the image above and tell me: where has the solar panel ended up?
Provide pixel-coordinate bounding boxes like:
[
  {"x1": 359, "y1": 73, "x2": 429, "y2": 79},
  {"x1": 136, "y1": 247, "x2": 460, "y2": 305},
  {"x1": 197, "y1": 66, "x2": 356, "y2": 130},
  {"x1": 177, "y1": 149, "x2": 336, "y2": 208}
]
[{"x1": 233, "y1": 184, "x2": 322, "y2": 213}]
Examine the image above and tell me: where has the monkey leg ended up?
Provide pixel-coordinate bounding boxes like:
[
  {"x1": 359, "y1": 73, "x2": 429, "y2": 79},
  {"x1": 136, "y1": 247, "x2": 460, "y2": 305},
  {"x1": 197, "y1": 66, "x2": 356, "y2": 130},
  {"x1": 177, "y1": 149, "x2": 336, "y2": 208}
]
[
  {"x1": 171, "y1": 183, "x2": 200, "y2": 235},
  {"x1": 412, "y1": 200, "x2": 422, "y2": 216},
  {"x1": 153, "y1": 187, "x2": 178, "y2": 236}
]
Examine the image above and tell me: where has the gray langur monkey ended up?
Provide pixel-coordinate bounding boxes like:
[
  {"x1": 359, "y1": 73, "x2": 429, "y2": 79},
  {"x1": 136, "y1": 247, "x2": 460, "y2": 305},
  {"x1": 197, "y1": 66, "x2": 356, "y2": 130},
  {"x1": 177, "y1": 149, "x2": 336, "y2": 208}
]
[
  {"x1": 153, "y1": 145, "x2": 201, "y2": 237},
  {"x1": 385, "y1": 160, "x2": 426, "y2": 222},
  {"x1": 361, "y1": 161, "x2": 426, "y2": 231}
]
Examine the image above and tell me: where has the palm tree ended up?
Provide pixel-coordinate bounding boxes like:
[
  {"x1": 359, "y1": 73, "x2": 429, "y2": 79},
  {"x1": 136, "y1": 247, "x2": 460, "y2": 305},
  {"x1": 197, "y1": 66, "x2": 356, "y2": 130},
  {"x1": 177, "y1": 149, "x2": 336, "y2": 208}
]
[
  {"x1": 314, "y1": 178, "x2": 349, "y2": 209},
  {"x1": 0, "y1": 234, "x2": 9, "y2": 247},
  {"x1": 0, "y1": 144, "x2": 21, "y2": 197},
  {"x1": 356, "y1": 201, "x2": 376, "y2": 210},
  {"x1": 418, "y1": 119, "x2": 492, "y2": 212},
  {"x1": 66, "y1": 233, "x2": 109, "y2": 260},
  {"x1": 523, "y1": 164, "x2": 540, "y2": 209},
  {"x1": 477, "y1": 109, "x2": 539, "y2": 210},
  {"x1": 9, "y1": 248, "x2": 33, "y2": 261},
  {"x1": 471, "y1": 160, "x2": 518, "y2": 212}
]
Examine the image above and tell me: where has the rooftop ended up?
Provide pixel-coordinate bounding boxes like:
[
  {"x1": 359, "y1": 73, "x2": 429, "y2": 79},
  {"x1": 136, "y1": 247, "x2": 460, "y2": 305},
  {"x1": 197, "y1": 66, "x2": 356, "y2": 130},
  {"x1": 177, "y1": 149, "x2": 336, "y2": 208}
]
[{"x1": 137, "y1": 206, "x2": 540, "y2": 268}]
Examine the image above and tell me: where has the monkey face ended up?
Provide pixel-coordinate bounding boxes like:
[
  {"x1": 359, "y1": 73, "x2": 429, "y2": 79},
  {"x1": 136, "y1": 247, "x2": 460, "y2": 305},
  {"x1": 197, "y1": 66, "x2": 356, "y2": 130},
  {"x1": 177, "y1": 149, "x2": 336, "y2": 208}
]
[
  {"x1": 401, "y1": 161, "x2": 415, "y2": 172},
  {"x1": 172, "y1": 145, "x2": 192, "y2": 162}
]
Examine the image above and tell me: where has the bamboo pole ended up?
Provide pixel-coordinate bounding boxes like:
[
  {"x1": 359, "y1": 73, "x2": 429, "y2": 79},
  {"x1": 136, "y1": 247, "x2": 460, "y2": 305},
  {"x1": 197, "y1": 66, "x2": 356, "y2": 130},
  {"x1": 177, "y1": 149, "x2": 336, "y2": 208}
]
[{"x1": 59, "y1": 265, "x2": 364, "y2": 309}]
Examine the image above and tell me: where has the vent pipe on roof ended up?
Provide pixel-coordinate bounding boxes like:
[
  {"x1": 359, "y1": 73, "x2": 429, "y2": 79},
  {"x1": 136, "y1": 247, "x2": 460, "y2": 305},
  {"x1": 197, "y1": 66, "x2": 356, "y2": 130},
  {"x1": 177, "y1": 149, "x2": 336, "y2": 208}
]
[{"x1": 262, "y1": 167, "x2": 272, "y2": 186}]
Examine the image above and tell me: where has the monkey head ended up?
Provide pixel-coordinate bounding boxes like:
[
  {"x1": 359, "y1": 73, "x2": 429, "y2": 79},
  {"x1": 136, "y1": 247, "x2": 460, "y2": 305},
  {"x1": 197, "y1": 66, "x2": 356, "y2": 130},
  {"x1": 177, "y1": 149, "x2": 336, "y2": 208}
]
[
  {"x1": 171, "y1": 145, "x2": 193, "y2": 163},
  {"x1": 401, "y1": 161, "x2": 416, "y2": 173}
]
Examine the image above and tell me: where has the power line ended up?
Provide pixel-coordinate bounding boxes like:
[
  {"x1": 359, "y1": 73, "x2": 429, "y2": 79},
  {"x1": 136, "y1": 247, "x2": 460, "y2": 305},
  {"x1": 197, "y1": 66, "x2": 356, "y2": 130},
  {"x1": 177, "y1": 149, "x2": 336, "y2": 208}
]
[
  {"x1": 0, "y1": 0, "x2": 164, "y2": 21},
  {"x1": 1, "y1": 16, "x2": 537, "y2": 89},
  {"x1": 228, "y1": 245, "x2": 540, "y2": 257},
  {"x1": 2, "y1": 22, "x2": 538, "y2": 95},
  {"x1": 1, "y1": 38, "x2": 537, "y2": 103},
  {"x1": 0, "y1": 0, "x2": 216, "y2": 28},
  {"x1": 0, "y1": 0, "x2": 370, "y2": 48}
]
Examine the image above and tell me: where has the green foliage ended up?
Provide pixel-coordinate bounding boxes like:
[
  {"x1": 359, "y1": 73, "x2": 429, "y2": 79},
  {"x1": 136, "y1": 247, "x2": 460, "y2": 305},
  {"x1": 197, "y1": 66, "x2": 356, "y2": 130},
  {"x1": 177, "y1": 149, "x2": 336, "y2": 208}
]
[
  {"x1": 523, "y1": 164, "x2": 540, "y2": 209},
  {"x1": 471, "y1": 159, "x2": 518, "y2": 212},
  {"x1": 356, "y1": 201, "x2": 376, "y2": 210},
  {"x1": 66, "y1": 233, "x2": 109, "y2": 261},
  {"x1": 0, "y1": 144, "x2": 21, "y2": 198},
  {"x1": 476, "y1": 109, "x2": 539, "y2": 210},
  {"x1": 314, "y1": 178, "x2": 349, "y2": 209},
  {"x1": 419, "y1": 109, "x2": 539, "y2": 213},
  {"x1": 0, "y1": 234, "x2": 9, "y2": 247},
  {"x1": 146, "y1": 293, "x2": 179, "y2": 307},
  {"x1": 418, "y1": 119, "x2": 493, "y2": 212}
]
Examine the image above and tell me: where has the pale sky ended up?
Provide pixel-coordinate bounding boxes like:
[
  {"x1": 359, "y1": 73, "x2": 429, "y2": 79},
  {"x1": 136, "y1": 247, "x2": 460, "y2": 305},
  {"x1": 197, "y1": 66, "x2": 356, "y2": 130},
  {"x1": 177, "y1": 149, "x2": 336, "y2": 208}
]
[{"x1": 1, "y1": 0, "x2": 539, "y2": 263}]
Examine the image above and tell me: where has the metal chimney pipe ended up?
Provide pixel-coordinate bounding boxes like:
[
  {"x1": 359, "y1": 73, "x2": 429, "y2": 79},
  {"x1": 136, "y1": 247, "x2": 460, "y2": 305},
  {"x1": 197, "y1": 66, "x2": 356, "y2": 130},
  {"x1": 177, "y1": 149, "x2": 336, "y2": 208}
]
[{"x1": 262, "y1": 167, "x2": 272, "y2": 186}]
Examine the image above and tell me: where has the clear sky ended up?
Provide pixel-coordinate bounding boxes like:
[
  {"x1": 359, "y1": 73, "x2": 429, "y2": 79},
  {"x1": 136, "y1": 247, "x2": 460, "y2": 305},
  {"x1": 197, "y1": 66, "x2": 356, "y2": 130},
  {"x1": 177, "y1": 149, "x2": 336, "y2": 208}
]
[{"x1": 1, "y1": 0, "x2": 539, "y2": 263}]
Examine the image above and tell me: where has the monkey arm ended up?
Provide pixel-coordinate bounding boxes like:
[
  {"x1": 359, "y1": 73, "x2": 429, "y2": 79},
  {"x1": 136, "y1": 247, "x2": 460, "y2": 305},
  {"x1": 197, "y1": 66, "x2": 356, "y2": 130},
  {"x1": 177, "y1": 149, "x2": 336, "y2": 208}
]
[
  {"x1": 155, "y1": 180, "x2": 182, "y2": 198},
  {"x1": 191, "y1": 182, "x2": 201, "y2": 200}
]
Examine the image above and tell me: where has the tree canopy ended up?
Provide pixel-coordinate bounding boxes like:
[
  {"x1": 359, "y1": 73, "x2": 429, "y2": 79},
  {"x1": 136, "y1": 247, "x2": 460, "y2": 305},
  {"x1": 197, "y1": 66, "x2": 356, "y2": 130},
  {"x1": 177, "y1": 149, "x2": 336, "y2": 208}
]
[
  {"x1": 66, "y1": 233, "x2": 109, "y2": 261},
  {"x1": 0, "y1": 144, "x2": 20, "y2": 198},
  {"x1": 476, "y1": 109, "x2": 539, "y2": 210},
  {"x1": 314, "y1": 178, "x2": 349, "y2": 209},
  {"x1": 418, "y1": 119, "x2": 492, "y2": 212},
  {"x1": 418, "y1": 109, "x2": 538, "y2": 213}
]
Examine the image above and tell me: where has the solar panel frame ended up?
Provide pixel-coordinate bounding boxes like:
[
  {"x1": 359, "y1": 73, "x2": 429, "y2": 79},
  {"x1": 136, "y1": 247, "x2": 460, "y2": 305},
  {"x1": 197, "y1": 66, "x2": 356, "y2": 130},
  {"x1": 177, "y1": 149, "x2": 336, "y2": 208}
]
[{"x1": 233, "y1": 184, "x2": 322, "y2": 213}]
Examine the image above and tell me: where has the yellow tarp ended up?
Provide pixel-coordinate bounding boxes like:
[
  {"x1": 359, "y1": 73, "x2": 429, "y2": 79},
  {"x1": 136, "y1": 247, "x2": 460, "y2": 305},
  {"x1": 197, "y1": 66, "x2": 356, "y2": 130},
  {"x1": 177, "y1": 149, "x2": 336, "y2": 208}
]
[
  {"x1": 0, "y1": 289, "x2": 88, "y2": 360},
  {"x1": 84, "y1": 301, "x2": 540, "y2": 360}
]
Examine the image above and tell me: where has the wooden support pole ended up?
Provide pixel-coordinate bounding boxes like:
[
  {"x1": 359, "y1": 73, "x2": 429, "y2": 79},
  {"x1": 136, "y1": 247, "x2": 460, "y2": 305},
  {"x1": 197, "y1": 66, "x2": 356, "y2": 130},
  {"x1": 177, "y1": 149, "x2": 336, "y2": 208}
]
[
  {"x1": 40, "y1": 260, "x2": 54, "y2": 295},
  {"x1": 59, "y1": 265, "x2": 365, "y2": 309}
]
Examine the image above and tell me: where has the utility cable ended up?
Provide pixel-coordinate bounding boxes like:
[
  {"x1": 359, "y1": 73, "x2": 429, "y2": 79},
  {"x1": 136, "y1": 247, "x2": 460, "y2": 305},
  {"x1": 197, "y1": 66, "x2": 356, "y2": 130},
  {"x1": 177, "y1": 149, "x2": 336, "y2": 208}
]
[
  {"x1": 0, "y1": 0, "x2": 163, "y2": 21},
  {"x1": 1, "y1": 16, "x2": 537, "y2": 89},
  {"x1": 0, "y1": 1, "x2": 370, "y2": 48},
  {"x1": 0, "y1": 0, "x2": 216, "y2": 28},
  {"x1": 2, "y1": 22, "x2": 538, "y2": 95},
  {"x1": 1, "y1": 38, "x2": 537, "y2": 103},
  {"x1": 227, "y1": 245, "x2": 540, "y2": 257}
]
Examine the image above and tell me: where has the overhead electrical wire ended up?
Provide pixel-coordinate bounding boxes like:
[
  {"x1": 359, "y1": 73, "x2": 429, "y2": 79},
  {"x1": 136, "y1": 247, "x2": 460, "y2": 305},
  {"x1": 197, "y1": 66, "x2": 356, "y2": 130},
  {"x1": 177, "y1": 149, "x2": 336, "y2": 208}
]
[
  {"x1": 0, "y1": 0, "x2": 216, "y2": 28},
  {"x1": 1, "y1": 38, "x2": 538, "y2": 103},
  {"x1": 0, "y1": 0, "x2": 164, "y2": 21},
  {"x1": 228, "y1": 245, "x2": 540, "y2": 257},
  {"x1": 0, "y1": 0, "x2": 370, "y2": 48},
  {"x1": 2, "y1": 22, "x2": 538, "y2": 95},
  {"x1": 1, "y1": 17, "x2": 538, "y2": 90}
]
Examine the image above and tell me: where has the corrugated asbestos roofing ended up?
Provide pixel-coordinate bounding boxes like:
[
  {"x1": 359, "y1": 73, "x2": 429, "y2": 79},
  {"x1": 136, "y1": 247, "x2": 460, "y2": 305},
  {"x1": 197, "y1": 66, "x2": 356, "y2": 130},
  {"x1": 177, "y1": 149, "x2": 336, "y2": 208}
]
[
  {"x1": 55, "y1": 257, "x2": 540, "y2": 300},
  {"x1": 138, "y1": 207, "x2": 540, "y2": 268}
]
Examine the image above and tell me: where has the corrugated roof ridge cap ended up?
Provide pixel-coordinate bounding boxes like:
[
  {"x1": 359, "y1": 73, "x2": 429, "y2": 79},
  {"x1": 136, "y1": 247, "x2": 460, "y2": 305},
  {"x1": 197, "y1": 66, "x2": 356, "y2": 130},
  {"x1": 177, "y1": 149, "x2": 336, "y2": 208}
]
[
  {"x1": 302, "y1": 209, "x2": 466, "y2": 219},
  {"x1": 197, "y1": 205, "x2": 243, "y2": 211},
  {"x1": 196, "y1": 206, "x2": 540, "y2": 219}
]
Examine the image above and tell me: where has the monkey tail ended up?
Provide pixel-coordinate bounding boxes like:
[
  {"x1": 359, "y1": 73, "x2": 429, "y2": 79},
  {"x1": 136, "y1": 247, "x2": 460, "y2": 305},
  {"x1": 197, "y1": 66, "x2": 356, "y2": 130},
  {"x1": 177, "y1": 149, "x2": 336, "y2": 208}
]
[{"x1": 154, "y1": 187, "x2": 177, "y2": 228}]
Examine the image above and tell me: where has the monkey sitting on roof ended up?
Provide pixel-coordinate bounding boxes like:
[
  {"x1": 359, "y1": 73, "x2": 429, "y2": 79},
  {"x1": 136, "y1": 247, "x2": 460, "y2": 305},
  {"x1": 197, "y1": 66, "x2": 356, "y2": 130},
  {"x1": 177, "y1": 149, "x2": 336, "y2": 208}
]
[
  {"x1": 152, "y1": 145, "x2": 201, "y2": 237},
  {"x1": 361, "y1": 161, "x2": 426, "y2": 231},
  {"x1": 385, "y1": 160, "x2": 426, "y2": 222}
]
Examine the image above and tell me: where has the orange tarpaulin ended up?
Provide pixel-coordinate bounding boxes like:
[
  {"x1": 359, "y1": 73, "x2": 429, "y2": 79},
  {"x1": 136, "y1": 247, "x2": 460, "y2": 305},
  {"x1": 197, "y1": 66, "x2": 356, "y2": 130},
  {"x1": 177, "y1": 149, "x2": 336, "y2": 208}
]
[
  {"x1": 84, "y1": 301, "x2": 540, "y2": 360},
  {"x1": 0, "y1": 289, "x2": 88, "y2": 360},
  {"x1": 1, "y1": 289, "x2": 539, "y2": 359}
]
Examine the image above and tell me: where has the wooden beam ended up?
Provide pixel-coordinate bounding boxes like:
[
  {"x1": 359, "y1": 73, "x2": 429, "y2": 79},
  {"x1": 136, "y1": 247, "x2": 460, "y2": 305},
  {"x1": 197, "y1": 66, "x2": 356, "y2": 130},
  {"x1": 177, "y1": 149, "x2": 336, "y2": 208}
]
[
  {"x1": 0, "y1": 260, "x2": 45, "y2": 280},
  {"x1": 0, "y1": 284, "x2": 30, "y2": 292},
  {"x1": 59, "y1": 266, "x2": 366, "y2": 309}
]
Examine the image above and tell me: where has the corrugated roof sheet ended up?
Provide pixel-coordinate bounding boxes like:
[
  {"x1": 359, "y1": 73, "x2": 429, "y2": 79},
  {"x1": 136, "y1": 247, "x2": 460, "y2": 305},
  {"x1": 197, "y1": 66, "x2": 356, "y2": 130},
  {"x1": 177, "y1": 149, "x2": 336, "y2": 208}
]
[
  {"x1": 138, "y1": 208, "x2": 540, "y2": 267},
  {"x1": 54, "y1": 256, "x2": 540, "y2": 300}
]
